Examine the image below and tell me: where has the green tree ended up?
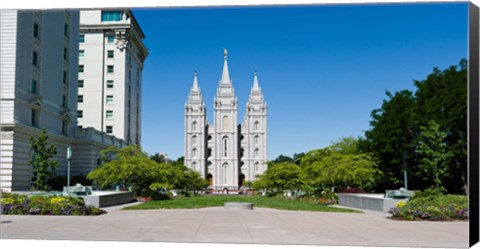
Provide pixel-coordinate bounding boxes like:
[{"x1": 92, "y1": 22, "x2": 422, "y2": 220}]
[
  {"x1": 29, "y1": 128, "x2": 59, "y2": 191},
  {"x1": 88, "y1": 147, "x2": 208, "y2": 198},
  {"x1": 415, "y1": 120, "x2": 453, "y2": 189},
  {"x1": 362, "y1": 90, "x2": 418, "y2": 191},
  {"x1": 176, "y1": 169, "x2": 209, "y2": 193},
  {"x1": 172, "y1": 156, "x2": 185, "y2": 167},
  {"x1": 362, "y1": 59, "x2": 467, "y2": 193},
  {"x1": 87, "y1": 146, "x2": 176, "y2": 197},
  {"x1": 300, "y1": 138, "x2": 380, "y2": 192},
  {"x1": 150, "y1": 152, "x2": 167, "y2": 163},
  {"x1": 269, "y1": 154, "x2": 293, "y2": 165},
  {"x1": 414, "y1": 59, "x2": 467, "y2": 193},
  {"x1": 252, "y1": 162, "x2": 302, "y2": 191}
]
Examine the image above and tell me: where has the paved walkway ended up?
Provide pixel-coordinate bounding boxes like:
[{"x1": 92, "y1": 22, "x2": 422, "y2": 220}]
[{"x1": 0, "y1": 203, "x2": 468, "y2": 248}]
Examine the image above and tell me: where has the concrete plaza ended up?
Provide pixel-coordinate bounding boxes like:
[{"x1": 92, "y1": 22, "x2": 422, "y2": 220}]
[{"x1": 0, "y1": 203, "x2": 468, "y2": 248}]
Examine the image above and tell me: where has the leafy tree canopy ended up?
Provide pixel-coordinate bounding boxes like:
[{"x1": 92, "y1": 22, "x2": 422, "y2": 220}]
[
  {"x1": 361, "y1": 59, "x2": 467, "y2": 193},
  {"x1": 29, "y1": 128, "x2": 59, "y2": 191}
]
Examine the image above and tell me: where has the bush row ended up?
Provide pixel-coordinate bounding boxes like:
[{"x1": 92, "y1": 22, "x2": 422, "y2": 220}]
[
  {"x1": 1, "y1": 193, "x2": 105, "y2": 216},
  {"x1": 389, "y1": 189, "x2": 468, "y2": 221}
]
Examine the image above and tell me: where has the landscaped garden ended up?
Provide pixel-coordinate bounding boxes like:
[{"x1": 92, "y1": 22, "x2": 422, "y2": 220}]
[
  {"x1": 124, "y1": 195, "x2": 360, "y2": 213},
  {"x1": 0, "y1": 193, "x2": 105, "y2": 216},
  {"x1": 389, "y1": 188, "x2": 468, "y2": 221}
]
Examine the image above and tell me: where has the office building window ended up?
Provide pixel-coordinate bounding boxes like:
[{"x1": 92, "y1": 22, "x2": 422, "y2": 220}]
[
  {"x1": 107, "y1": 34, "x2": 115, "y2": 43},
  {"x1": 78, "y1": 95, "x2": 83, "y2": 103},
  {"x1": 79, "y1": 50, "x2": 84, "y2": 58},
  {"x1": 64, "y1": 47, "x2": 68, "y2": 61},
  {"x1": 107, "y1": 50, "x2": 114, "y2": 58},
  {"x1": 31, "y1": 109, "x2": 37, "y2": 126},
  {"x1": 106, "y1": 126, "x2": 113, "y2": 134},
  {"x1": 32, "y1": 51, "x2": 38, "y2": 66},
  {"x1": 106, "y1": 95, "x2": 113, "y2": 104},
  {"x1": 79, "y1": 65, "x2": 84, "y2": 73},
  {"x1": 79, "y1": 34, "x2": 85, "y2": 43},
  {"x1": 101, "y1": 11, "x2": 122, "y2": 22},
  {"x1": 33, "y1": 23, "x2": 39, "y2": 38},
  {"x1": 78, "y1": 80, "x2": 84, "y2": 88},
  {"x1": 63, "y1": 71, "x2": 67, "y2": 84},
  {"x1": 78, "y1": 110, "x2": 83, "y2": 118},
  {"x1": 106, "y1": 110, "x2": 113, "y2": 119},
  {"x1": 31, "y1": 79, "x2": 37, "y2": 94},
  {"x1": 62, "y1": 120, "x2": 67, "y2": 134},
  {"x1": 107, "y1": 80, "x2": 114, "y2": 88},
  {"x1": 107, "y1": 65, "x2": 114, "y2": 73},
  {"x1": 64, "y1": 23, "x2": 68, "y2": 36}
]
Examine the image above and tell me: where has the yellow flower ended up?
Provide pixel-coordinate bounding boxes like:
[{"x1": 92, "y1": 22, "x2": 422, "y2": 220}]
[
  {"x1": 50, "y1": 197, "x2": 67, "y2": 205},
  {"x1": 397, "y1": 200, "x2": 406, "y2": 209},
  {"x1": 0, "y1": 198, "x2": 14, "y2": 205}
]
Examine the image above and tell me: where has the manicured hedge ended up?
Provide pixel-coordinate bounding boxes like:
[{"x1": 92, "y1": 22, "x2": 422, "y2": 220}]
[
  {"x1": 0, "y1": 193, "x2": 106, "y2": 216},
  {"x1": 389, "y1": 189, "x2": 468, "y2": 221}
]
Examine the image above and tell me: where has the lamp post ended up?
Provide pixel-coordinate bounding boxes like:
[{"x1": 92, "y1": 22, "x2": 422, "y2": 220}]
[
  {"x1": 402, "y1": 150, "x2": 408, "y2": 190},
  {"x1": 67, "y1": 146, "x2": 72, "y2": 188}
]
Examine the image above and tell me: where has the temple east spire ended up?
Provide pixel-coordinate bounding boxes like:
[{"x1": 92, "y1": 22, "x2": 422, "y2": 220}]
[{"x1": 247, "y1": 70, "x2": 265, "y2": 104}]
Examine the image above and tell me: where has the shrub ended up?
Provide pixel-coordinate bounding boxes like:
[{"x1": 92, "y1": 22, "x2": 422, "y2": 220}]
[
  {"x1": 318, "y1": 197, "x2": 337, "y2": 205},
  {"x1": 389, "y1": 188, "x2": 468, "y2": 221},
  {"x1": 341, "y1": 187, "x2": 366, "y2": 193},
  {"x1": 1, "y1": 194, "x2": 105, "y2": 216}
]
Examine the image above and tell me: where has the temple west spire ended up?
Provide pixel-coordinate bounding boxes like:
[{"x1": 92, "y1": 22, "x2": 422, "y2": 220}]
[{"x1": 187, "y1": 71, "x2": 204, "y2": 105}]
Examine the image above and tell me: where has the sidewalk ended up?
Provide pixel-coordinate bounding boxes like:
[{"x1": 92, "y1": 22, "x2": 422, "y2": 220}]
[{"x1": 0, "y1": 203, "x2": 468, "y2": 248}]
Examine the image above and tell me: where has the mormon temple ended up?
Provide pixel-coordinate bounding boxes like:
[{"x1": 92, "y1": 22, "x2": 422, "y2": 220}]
[{"x1": 184, "y1": 50, "x2": 268, "y2": 190}]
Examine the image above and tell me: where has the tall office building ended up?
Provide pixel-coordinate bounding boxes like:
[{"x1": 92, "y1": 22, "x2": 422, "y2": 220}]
[
  {"x1": 0, "y1": 10, "x2": 127, "y2": 192},
  {"x1": 77, "y1": 10, "x2": 148, "y2": 145}
]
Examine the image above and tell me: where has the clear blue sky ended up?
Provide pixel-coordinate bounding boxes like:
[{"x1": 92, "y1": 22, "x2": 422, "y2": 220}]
[{"x1": 133, "y1": 3, "x2": 468, "y2": 160}]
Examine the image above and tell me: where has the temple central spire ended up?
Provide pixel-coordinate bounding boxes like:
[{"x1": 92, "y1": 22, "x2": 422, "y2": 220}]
[
  {"x1": 221, "y1": 48, "x2": 231, "y2": 85},
  {"x1": 192, "y1": 71, "x2": 199, "y2": 92}
]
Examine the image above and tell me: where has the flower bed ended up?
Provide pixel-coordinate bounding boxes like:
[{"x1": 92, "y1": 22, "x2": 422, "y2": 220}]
[
  {"x1": 389, "y1": 189, "x2": 468, "y2": 221},
  {"x1": 1, "y1": 193, "x2": 106, "y2": 216}
]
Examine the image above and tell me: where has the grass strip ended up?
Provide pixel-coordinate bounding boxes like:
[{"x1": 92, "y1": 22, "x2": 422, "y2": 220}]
[{"x1": 124, "y1": 195, "x2": 360, "y2": 213}]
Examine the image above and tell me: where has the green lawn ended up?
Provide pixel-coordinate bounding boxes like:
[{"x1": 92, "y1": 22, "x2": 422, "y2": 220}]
[{"x1": 124, "y1": 195, "x2": 360, "y2": 213}]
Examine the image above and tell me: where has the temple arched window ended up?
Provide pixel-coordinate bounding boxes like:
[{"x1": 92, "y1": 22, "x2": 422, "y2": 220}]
[
  {"x1": 223, "y1": 116, "x2": 229, "y2": 131},
  {"x1": 192, "y1": 121, "x2": 197, "y2": 131},
  {"x1": 223, "y1": 136, "x2": 228, "y2": 157}
]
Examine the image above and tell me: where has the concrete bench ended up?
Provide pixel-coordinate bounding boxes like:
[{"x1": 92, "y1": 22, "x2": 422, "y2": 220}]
[{"x1": 224, "y1": 202, "x2": 254, "y2": 210}]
